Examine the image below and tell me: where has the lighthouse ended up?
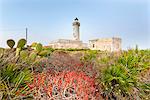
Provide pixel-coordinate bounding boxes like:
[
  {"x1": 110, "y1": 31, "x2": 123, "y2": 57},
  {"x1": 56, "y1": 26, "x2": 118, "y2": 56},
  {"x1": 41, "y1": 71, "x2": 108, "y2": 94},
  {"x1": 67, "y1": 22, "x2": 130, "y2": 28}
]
[{"x1": 73, "y1": 18, "x2": 80, "y2": 41}]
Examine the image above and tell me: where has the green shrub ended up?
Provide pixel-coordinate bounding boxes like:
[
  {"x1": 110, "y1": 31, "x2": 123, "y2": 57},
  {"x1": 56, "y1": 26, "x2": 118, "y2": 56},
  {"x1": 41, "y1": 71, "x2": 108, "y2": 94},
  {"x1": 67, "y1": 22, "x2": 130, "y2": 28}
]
[
  {"x1": 81, "y1": 50, "x2": 98, "y2": 62},
  {"x1": 98, "y1": 49, "x2": 150, "y2": 99},
  {"x1": 0, "y1": 64, "x2": 33, "y2": 99},
  {"x1": 100, "y1": 65, "x2": 137, "y2": 99}
]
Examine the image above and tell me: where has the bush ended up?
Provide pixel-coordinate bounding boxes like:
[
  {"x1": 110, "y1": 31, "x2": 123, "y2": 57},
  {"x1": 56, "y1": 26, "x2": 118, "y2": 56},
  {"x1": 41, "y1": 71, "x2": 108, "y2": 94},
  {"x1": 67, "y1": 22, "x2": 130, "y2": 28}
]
[{"x1": 97, "y1": 49, "x2": 150, "y2": 99}]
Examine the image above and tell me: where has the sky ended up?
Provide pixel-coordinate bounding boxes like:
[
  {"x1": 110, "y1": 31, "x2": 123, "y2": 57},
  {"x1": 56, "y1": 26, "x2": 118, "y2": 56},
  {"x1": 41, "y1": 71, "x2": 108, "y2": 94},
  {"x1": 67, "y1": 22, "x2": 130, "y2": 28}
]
[{"x1": 0, "y1": 0, "x2": 149, "y2": 49}]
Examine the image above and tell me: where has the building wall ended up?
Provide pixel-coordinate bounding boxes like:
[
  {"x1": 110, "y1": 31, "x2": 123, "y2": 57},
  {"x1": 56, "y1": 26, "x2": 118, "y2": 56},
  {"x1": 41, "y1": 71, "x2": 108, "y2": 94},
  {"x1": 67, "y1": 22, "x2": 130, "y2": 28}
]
[
  {"x1": 49, "y1": 39, "x2": 87, "y2": 49},
  {"x1": 49, "y1": 38, "x2": 121, "y2": 52},
  {"x1": 112, "y1": 37, "x2": 122, "y2": 52},
  {"x1": 89, "y1": 37, "x2": 121, "y2": 52}
]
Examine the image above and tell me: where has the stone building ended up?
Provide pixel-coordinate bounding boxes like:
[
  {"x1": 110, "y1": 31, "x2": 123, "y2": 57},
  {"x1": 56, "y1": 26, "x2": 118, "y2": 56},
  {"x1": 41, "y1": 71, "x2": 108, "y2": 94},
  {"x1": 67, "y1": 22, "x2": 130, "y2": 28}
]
[
  {"x1": 89, "y1": 37, "x2": 121, "y2": 52},
  {"x1": 49, "y1": 18, "x2": 122, "y2": 51},
  {"x1": 49, "y1": 39, "x2": 87, "y2": 49},
  {"x1": 49, "y1": 18, "x2": 87, "y2": 49}
]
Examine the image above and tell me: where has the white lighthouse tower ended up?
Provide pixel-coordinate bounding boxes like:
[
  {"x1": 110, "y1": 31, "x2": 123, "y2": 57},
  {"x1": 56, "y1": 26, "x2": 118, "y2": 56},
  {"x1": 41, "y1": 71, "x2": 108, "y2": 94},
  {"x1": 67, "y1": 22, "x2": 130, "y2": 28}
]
[{"x1": 73, "y1": 18, "x2": 80, "y2": 41}]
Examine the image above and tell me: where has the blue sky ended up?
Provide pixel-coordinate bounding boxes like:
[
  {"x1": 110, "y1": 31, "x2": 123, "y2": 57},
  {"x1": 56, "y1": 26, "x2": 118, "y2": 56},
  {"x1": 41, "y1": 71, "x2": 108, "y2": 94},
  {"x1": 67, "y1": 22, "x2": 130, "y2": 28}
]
[{"x1": 0, "y1": 0, "x2": 149, "y2": 49}]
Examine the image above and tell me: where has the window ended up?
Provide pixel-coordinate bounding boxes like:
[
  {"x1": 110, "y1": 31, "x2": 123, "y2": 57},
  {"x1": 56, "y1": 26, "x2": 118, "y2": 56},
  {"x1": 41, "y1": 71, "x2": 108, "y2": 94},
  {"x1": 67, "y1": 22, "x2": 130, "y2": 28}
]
[{"x1": 93, "y1": 44, "x2": 95, "y2": 48}]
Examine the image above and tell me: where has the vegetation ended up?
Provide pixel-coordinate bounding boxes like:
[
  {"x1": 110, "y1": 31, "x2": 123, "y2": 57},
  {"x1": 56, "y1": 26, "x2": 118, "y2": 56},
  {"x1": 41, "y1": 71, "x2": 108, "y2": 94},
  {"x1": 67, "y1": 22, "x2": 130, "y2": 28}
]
[
  {"x1": 0, "y1": 39, "x2": 149, "y2": 99},
  {"x1": 97, "y1": 48, "x2": 150, "y2": 99},
  {"x1": 6, "y1": 39, "x2": 15, "y2": 49}
]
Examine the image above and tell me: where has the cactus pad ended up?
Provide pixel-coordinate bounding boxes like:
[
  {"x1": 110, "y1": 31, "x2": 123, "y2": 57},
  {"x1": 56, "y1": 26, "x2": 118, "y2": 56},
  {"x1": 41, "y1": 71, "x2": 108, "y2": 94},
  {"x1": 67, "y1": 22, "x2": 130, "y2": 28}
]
[
  {"x1": 36, "y1": 43, "x2": 43, "y2": 52},
  {"x1": 38, "y1": 50, "x2": 51, "y2": 57},
  {"x1": 29, "y1": 52, "x2": 37, "y2": 61},
  {"x1": 20, "y1": 50, "x2": 28, "y2": 60},
  {"x1": 7, "y1": 39, "x2": 15, "y2": 48},
  {"x1": 17, "y1": 39, "x2": 27, "y2": 48}
]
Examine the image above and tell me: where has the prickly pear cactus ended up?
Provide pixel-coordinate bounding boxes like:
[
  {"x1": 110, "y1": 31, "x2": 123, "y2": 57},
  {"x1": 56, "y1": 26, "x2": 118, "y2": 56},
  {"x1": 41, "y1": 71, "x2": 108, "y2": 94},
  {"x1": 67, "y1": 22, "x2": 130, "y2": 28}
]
[
  {"x1": 16, "y1": 48, "x2": 21, "y2": 56},
  {"x1": 20, "y1": 50, "x2": 28, "y2": 60},
  {"x1": 29, "y1": 52, "x2": 37, "y2": 61},
  {"x1": 38, "y1": 50, "x2": 51, "y2": 57},
  {"x1": 31, "y1": 42, "x2": 37, "y2": 47},
  {"x1": 17, "y1": 39, "x2": 27, "y2": 48},
  {"x1": 0, "y1": 48, "x2": 4, "y2": 57},
  {"x1": 7, "y1": 39, "x2": 15, "y2": 48},
  {"x1": 36, "y1": 43, "x2": 43, "y2": 53}
]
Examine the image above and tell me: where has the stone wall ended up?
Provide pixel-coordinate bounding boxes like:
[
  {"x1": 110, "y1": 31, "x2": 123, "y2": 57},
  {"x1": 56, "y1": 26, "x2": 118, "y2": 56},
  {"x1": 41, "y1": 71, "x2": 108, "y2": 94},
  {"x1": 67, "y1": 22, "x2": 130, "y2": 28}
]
[
  {"x1": 49, "y1": 39, "x2": 87, "y2": 49},
  {"x1": 89, "y1": 37, "x2": 121, "y2": 52}
]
